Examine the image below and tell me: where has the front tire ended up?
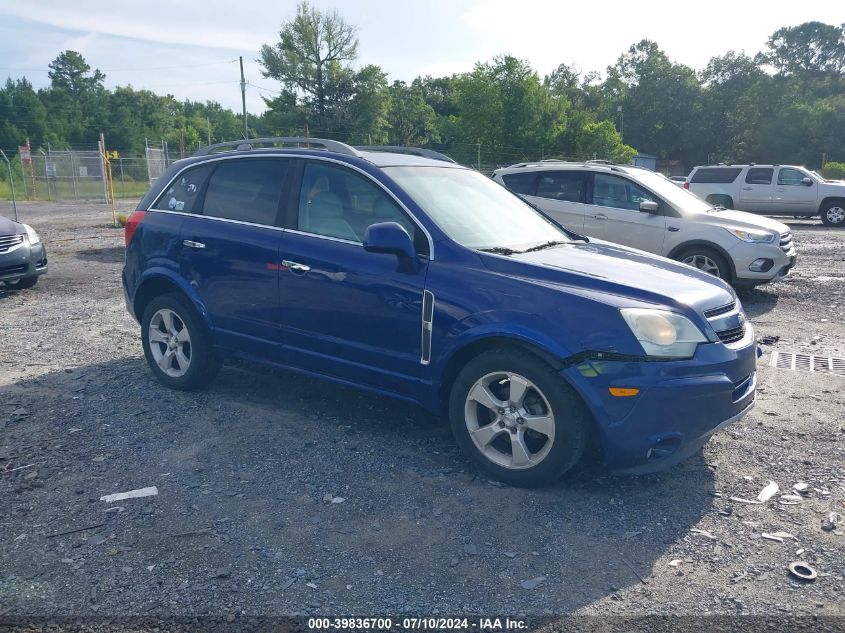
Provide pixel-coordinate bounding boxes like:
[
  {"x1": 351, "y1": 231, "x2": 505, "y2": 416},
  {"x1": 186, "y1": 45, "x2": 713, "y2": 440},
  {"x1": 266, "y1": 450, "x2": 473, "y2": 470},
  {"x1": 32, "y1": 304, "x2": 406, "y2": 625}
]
[
  {"x1": 449, "y1": 348, "x2": 591, "y2": 487},
  {"x1": 141, "y1": 293, "x2": 221, "y2": 390},
  {"x1": 676, "y1": 246, "x2": 732, "y2": 282},
  {"x1": 820, "y1": 201, "x2": 845, "y2": 227}
]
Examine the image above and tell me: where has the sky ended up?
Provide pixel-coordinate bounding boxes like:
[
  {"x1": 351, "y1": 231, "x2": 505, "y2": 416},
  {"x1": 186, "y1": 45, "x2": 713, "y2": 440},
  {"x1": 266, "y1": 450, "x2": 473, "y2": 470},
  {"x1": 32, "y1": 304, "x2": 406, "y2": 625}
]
[{"x1": 1, "y1": 1, "x2": 843, "y2": 115}]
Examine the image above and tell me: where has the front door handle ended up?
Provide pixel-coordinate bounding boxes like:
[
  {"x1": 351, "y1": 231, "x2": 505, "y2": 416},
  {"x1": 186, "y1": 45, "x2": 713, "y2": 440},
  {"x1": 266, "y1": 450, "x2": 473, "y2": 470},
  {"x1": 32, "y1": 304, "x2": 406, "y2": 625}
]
[
  {"x1": 592, "y1": 213, "x2": 607, "y2": 220},
  {"x1": 742, "y1": 187, "x2": 753, "y2": 191},
  {"x1": 282, "y1": 260, "x2": 311, "y2": 273},
  {"x1": 183, "y1": 240, "x2": 206, "y2": 249}
]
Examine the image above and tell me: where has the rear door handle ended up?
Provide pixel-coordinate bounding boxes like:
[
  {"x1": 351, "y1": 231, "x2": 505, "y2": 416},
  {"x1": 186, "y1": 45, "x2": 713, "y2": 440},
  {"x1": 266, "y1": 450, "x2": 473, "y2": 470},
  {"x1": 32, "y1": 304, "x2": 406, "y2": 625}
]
[
  {"x1": 742, "y1": 187, "x2": 752, "y2": 191},
  {"x1": 182, "y1": 240, "x2": 206, "y2": 249},
  {"x1": 282, "y1": 260, "x2": 311, "y2": 273},
  {"x1": 592, "y1": 213, "x2": 607, "y2": 220}
]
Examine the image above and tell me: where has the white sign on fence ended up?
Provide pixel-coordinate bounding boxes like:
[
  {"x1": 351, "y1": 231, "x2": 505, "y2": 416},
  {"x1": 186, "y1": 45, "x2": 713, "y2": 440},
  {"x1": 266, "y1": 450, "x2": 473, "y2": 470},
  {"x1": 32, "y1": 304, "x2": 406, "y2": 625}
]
[
  {"x1": 79, "y1": 166, "x2": 88, "y2": 177},
  {"x1": 45, "y1": 161, "x2": 57, "y2": 177}
]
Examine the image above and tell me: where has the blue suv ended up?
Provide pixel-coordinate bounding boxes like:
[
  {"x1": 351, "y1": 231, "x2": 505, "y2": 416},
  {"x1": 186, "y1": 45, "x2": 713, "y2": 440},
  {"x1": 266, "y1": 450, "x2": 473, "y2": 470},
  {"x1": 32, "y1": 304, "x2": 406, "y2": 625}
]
[{"x1": 123, "y1": 138, "x2": 757, "y2": 487}]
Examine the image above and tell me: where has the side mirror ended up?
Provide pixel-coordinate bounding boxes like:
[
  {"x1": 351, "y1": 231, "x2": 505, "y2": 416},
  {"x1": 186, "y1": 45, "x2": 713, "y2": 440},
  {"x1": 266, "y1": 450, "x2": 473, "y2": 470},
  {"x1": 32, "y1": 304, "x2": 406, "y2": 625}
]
[
  {"x1": 363, "y1": 222, "x2": 416, "y2": 260},
  {"x1": 801, "y1": 177, "x2": 813, "y2": 186},
  {"x1": 639, "y1": 200, "x2": 659, "y2": 214}
]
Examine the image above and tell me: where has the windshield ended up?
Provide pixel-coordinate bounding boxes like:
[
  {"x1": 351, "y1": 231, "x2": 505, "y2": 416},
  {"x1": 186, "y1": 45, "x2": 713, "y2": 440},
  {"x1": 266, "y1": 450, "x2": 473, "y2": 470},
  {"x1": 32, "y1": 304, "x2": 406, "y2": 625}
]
[
  {"x1": 630, "y1": 170, "x2": 715, "y2": 214},
  {"x1": 384, "y1": 166, "x2": 570, "y2": 252}
]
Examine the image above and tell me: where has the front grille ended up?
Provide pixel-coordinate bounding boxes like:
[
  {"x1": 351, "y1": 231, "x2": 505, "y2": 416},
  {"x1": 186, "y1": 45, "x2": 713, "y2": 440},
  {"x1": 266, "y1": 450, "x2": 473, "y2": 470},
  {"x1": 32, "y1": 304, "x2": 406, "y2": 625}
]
[
  {"x1": 0, "y1": 234, "x2": 24, "y2": 253},
  {"x1": 704, "y1": 301, "x2": 735, "y2": 319},
  {"x1": 0, "y1": 263, "x2": 27, "y2": 277},
  {"x1": 780, "y1": 231, "x2": 793, "y2": 253},
  {"x1": 716, "y1": 324, "x2": 746, "y2": 344}
]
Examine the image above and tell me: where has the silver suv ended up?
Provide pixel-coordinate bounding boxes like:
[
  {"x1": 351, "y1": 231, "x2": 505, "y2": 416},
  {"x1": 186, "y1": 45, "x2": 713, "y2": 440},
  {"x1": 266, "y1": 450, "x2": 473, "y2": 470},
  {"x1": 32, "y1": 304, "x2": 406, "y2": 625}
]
[
  {"x1": 492, "y1": 161, "x2": 796, "y2": 287},
  {"x1": 685, "y1": 164, "x2": 845, "y2": 227}
]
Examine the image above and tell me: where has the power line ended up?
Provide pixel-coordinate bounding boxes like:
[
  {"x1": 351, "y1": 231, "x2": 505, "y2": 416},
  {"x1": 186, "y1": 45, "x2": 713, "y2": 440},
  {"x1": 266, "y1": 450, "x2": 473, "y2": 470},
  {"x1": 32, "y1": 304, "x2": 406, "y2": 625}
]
[{"x1": 0, "y1": 59, "x2": 238, "y2": 73}]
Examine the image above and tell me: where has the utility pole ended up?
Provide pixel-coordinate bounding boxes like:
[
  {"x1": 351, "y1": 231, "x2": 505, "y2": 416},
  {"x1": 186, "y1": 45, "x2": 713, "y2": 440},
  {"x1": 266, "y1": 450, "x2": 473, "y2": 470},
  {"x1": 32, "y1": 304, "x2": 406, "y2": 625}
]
[
  {"x1": 477, "y1": 143, "x2": 481, "y2": 171},
  {"x1": 0, "y1": 149, "x2": 18, "y2": 221},
  {"x1": 617, "y1": 105, "x2": 624, "y2": 143},
  {"x1": 240, "y1": 56, "x2": 248, "y2": 139},
  {"x1": 207, "y1": 117, "x2": 212, "y2": 146}
]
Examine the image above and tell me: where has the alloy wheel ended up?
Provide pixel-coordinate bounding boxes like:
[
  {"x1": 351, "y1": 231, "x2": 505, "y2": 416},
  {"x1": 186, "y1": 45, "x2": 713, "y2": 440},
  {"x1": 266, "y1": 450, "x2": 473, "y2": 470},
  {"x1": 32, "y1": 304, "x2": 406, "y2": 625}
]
[
  {"x1": 148, "y1": 308, "x2": 192, "y2": 378},
  {"x1": 682, "y1": 254, "x2": 721, "y2": 277},
  {"x1": 826, "y1": 205, "x2": 845, "y2": 225},
  {"x1": 464, "y1": 371, "x2": 556, "y2": 470}
]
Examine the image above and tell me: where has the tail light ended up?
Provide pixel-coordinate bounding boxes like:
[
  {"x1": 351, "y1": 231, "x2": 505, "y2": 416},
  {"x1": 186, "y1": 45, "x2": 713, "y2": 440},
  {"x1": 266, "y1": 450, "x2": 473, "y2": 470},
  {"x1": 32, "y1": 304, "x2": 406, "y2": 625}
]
[
  {"x1": 124, "y1": 210, "x2": 146, "y2": 247},
  {"x1": 683, "y1": 182, "x2": 689, "y2": 189}
]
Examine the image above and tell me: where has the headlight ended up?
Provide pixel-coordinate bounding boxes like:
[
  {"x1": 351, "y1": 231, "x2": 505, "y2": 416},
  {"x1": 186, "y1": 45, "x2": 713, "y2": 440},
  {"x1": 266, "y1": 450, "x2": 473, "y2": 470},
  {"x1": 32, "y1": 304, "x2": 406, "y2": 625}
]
[
  {"x1": 728, "y1": 228, "x2": 776, "y2": 244},
  {"x1": 620, "y1": 308, "x2": 707, "y2": 359},
  {"x1": 23, "y1": 224, "x2": 40, "y2": 245}
]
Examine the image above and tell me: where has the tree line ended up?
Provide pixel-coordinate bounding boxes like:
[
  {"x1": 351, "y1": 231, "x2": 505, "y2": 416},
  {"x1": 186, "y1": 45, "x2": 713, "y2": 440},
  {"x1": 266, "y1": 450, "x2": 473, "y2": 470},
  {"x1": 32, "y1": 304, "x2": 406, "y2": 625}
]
[{"x1": 1, "y1": 1, "x2": 843, "y2": 174}]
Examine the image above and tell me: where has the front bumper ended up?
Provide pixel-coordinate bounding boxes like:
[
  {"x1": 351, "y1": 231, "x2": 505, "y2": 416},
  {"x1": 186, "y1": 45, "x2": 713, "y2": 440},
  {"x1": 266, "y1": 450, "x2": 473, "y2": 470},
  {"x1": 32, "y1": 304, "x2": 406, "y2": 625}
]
[
  {"x1": 563, "y1": 337, "x2": 757, "y2": 472},
  {"x1": 729, "y1": 241, "x2": 796, "y2": 285},
  {"x1": 0, "y1": 240, "x2": 48, "y2": 283}
]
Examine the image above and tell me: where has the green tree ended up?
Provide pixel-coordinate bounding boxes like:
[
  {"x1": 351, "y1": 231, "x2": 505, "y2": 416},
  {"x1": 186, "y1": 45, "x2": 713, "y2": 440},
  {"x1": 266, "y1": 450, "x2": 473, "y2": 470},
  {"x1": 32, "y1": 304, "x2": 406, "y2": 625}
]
[
  {"x1": 259, "y1": 0, "x2": 359, "y2": 131},
  {"x1": 385, "y1": 81, "x2": 438, "y2": 146}
]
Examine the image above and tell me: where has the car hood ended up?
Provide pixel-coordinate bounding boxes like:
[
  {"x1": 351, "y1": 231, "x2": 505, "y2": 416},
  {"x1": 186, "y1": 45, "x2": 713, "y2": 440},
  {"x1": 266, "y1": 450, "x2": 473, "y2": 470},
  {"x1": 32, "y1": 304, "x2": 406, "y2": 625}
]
[
  {"x1": 695, "y1": 209, "x2": 789, "y2": 234},
  {"x1": 480, "y1": 239, "x2": 735, "y2": 318},
  {"x1": 0, "y1": 215, "x2": 22, "y2": 236}
]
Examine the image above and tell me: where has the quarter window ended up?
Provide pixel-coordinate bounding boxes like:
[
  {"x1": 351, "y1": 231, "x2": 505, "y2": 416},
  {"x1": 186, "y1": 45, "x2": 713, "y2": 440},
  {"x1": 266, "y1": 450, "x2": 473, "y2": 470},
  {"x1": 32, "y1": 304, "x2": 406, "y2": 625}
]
[
  {"x1": 201, "y1": 159, "x2": 288, "y2": 225},
  {"x1": 690, "y1": 167, "x2": 742, "y2": 184},
  {"x1": 298, "y1": 162, "x2": 428, "y2": 256},
  {"x1": 536, "y1": 171, "x2": 585, "y2": 203},
  {"x1": 591, "y1": 174, "x2": 657, "y2": 212},
  {"x1": 745, "y1": 168, "x2": 773, "y2": 185},
  {"x1": 777, "y1": 168, "x2": 806, "y2": 186},
  {"x1": 153, "y1": 164, "x2": 213, "y2": 213}
]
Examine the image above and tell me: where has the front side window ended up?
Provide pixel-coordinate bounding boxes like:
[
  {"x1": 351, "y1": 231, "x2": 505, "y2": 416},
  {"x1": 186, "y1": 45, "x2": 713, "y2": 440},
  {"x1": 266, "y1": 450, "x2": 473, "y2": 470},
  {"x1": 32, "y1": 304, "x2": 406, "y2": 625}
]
[
  {"x1": 201, "y1": 159, "x2": 288, "y2": 225},
  {"x1": 536, "y1": 171, "x2": 585, "y2": 203},
  {"x1": 591, "y1": 173, "x2": 657, "y2": 212},
  {"x1": 153, "y1": 164, "x2": 213, "y2": 213},
  {"x1": 298, "y1": 162, "x2": 428, "y2": 255},
  {"x1": 777, "y1": 168, "x2": 806, "y2": 186},
  {"x1": 745, "y1": 168, "x2": 773, "y2": 185},
  {"x1": 384, "y1": 166, "x2": 570, "y2": 252}
]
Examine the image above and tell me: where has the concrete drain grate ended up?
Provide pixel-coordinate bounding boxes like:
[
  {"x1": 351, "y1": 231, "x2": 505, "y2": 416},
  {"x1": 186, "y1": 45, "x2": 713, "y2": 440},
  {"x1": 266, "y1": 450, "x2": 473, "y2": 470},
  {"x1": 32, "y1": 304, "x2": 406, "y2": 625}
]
[{"x1": 770, "y1": 350, "x2": 845, "y2": 376}]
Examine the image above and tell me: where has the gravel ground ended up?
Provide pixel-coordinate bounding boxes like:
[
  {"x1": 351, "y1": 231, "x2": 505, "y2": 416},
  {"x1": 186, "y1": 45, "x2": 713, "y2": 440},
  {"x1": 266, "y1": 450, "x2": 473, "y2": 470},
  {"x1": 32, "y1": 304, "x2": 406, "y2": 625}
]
[{"x1": 0, "y1": 201, "x2": 843, "y2": 620}]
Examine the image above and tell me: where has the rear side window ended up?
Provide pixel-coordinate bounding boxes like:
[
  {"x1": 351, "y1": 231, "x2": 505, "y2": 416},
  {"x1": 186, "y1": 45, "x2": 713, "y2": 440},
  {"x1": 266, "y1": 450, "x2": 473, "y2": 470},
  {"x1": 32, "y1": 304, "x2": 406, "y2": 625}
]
[
  {"x1": 689, "y1": 167, "x2": 742, "y2": 184},
  {"x1": 536, "y1": 171, "x2": 585, "y2": 203},
  {"x1": 501, "y1": 172, "x2": 537, "y2": 195},
  {"x1": 153, "y1": 164, "x2": 213, "y2": 213},
  {"x1": 745, "y1": 168, "x2": 774, "y2": 185},
  {"x1": 201, "y1": 159, "x2": 288, "y2": 225}
]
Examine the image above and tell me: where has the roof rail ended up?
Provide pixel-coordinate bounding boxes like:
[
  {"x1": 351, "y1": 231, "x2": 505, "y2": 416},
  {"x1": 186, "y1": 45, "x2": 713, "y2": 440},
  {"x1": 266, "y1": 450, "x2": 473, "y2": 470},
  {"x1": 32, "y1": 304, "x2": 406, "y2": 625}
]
[
  {"x1": 586, "y1": 159, "x2": 612, "y2": 165},
  {"x1": 355, "y1": 145, "x2": 457, "y2": 164},
  {"x1": 194, "y1": 137, "x2": 361, "y2": 157}
]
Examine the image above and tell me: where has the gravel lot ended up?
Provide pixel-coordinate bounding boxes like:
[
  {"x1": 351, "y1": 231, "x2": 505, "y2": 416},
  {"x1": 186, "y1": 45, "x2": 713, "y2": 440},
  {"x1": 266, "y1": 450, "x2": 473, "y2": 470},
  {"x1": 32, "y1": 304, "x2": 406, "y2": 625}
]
[{"x1": 1, "y1": 201, "x2": 843, "y2": 621}]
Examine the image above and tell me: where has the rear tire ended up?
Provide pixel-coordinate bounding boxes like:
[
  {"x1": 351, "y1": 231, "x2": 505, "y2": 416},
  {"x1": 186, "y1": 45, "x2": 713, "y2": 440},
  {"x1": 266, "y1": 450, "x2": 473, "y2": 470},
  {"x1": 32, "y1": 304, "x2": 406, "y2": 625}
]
[
  {"x1": 820, "y1": 201, "x2": 845, "y2": 227},
  {"x1": 7, "y1": 276, "x2": 38, "y2": 289},
  {"x1": 141, "y1": 293, "x2": 221, "y2": 390},
  {"x1": 448, "y1": 347, "x2": 591, "y2": 488},
  {"x1": 675, "y1": 246, "x2": 732, "y2": 282}
]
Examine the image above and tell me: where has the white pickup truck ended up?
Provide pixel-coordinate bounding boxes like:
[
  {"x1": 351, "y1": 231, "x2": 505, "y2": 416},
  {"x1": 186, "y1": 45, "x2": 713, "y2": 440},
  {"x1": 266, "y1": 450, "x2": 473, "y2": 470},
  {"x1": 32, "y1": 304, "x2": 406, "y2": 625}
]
[{"x1": 685, "y1": 164, "x2": 845, "y2": 227}]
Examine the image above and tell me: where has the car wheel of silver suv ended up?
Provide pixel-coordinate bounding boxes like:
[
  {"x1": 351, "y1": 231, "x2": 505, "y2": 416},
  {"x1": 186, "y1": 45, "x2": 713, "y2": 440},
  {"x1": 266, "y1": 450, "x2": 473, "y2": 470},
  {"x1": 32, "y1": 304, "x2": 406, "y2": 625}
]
[
  {"x1": 676, "y1": 246, "x2": 731, "y2": 282},
  {"x1": 820, "y1": 201, "x2": 845, "y2": 227}
]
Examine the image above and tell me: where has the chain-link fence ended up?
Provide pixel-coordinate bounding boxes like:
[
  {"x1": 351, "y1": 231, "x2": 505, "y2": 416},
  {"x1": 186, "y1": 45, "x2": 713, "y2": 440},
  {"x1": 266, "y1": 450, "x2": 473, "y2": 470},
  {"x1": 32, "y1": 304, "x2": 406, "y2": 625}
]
[{"x1": 0, "y1": 144, "x2": 173, "y2": 203}]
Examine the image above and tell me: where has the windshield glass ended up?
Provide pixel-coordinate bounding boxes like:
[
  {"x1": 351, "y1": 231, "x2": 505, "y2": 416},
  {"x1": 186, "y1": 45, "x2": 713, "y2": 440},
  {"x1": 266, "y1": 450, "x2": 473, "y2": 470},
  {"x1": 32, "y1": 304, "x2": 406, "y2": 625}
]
[
  {"x1": 384, "y1": 166, "x2": 570, "y2": 251},
  {"x1": 630, "y1": 169, "x2": 715, "y2": 214}
]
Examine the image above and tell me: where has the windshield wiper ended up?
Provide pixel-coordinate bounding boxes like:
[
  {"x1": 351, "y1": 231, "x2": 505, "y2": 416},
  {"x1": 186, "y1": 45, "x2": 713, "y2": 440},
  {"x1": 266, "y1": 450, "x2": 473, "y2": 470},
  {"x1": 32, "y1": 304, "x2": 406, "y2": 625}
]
[
  {"x1": 522, "y1": 240, "x2": 569, "y2": 253},
  {"x1": 478, "y1": 246, "x2": 518, "y2": 255}
]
